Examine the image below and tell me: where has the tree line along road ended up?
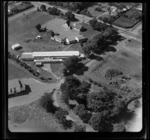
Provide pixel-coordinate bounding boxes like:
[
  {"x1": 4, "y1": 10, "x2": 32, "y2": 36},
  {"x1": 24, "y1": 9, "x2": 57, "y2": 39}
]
[{"x1": 37, "y1": 2, "x2": 142, "y2": 41}]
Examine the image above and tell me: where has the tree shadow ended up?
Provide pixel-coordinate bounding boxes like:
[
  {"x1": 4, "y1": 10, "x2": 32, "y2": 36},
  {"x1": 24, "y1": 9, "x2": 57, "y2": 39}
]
[
  {"x1": 89, "y1": 54, "x2": 104, "y2": 61},
  {"x1": 74, "y1": 63, "x2": 89, "y2": 75},
  {"x1": 104, "y1": 46, "x2": 117, "y2": 53},
  {"x1": 111, "y1": 108, "x2": 135, "y2": 124}
]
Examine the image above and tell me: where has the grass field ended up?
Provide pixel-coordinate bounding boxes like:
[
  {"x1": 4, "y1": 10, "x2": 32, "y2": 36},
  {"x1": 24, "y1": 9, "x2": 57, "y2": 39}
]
[
  {"x1": 8, "y1": 59, "x2": 31, "y2": 80},
  {"x1": 80, "y1": 38, "x2": 142, "y2": 85},
  {"x1": 8, "y1": 11, "x2": 65, "y2": 55},
  {"x1": 9, "y1": 99, "x2": 72, "y2": 132}
]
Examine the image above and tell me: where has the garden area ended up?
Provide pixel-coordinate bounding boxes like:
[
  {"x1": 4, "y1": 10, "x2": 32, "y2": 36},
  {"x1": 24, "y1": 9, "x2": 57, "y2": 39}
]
[{"x1": 113, "y1": 9, "x2": 142, "y2": 28}]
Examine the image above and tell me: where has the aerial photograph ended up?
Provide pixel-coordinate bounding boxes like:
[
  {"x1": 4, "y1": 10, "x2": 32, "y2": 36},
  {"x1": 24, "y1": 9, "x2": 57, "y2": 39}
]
[{"x1": 8, "y1": 1, "x2": 142, "y2": 132}]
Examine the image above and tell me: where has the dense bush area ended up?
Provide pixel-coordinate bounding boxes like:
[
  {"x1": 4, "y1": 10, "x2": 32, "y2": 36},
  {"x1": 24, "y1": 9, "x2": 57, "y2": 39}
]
[{"x1": 105, "y1": 69, "x2": 123, "y2": 79}]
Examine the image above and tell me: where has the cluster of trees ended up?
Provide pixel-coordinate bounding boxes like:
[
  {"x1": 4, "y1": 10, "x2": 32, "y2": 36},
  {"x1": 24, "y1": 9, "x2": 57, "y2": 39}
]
[
  {"x1": 63, "y1": 56, "x2": 82, "y2": 76},
  {"x1": 55, "y1": 108, "x2": 73, "y2": 129},
  {"x1": 73, "y1": 104, "x2": 92, "y2": 123},
  {"x1": 105, "y1": 68, "x2": 123, "y2": 80},
  {"x1": 89, "y1": 18, "x2": 108, "y2": 31},
  {"x1": 60, "y1": 75, "x2": 129, "y2": 131},
  {"x1": 47, "y1": 7, "x2": 61, "y2": 15},
  {"x1": 39, "y1": 91, "x2": 57, "y2": 113},
  {"x1": 99, "y1": 15, "x2": 116, "y2": 24},
  {"x1": 60, "y1": 76, "x2": 91, "y2": 104},
  {"x1": 48, "y1": 2, "x2": 93, "y2": 17},
  {"x1": 74, "y1": 123, "x2": 86, "y2": 132},
  {"x1": 64, "y1": 10, "x2": 76, "y2": 21},
  {"x1": 82, "y1": 26, "x2": 120, "y2": 57}
]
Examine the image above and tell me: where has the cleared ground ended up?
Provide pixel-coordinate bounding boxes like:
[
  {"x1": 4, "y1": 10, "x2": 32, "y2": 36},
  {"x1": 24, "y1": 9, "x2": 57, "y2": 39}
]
[{"x1": 80, "y1": 38, "x2": 142, "y2": 85}]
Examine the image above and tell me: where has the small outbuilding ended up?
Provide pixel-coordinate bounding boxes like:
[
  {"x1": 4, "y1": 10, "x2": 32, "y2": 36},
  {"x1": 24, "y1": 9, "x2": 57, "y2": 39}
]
[
  {"x1": 66, "y1": 36, "x2": 77, "y2": 45},
  {"x1": 75, "y1": 35, "x2": 87, "y2": 43},
  {"x1": 12, "y1": 43, "x2": 22, "y2": 50}
]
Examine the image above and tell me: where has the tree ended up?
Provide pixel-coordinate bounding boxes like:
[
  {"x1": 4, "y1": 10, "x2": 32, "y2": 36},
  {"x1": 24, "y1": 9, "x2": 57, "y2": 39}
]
[
  {"x1": 55, "y1": 108, "x2": 72, "y2": 129},
  {"x1": 36, "y1": 24, "x2": 41, "y2": 31},
  {"x1": 89, "y1": 18, "x2": 97, "y2": 29},
  {"x1": 39, "y1": 92, "x2": 57, "y2": 113},
  {"x1": 87, "y1": 90, "x2": 117, "y2": 112},
  {"x1": 47, "y1": 7, "x2": 61, "y2": 15},
  {"x1": 40, "y1": 4, "x2": 46, "y2": 11},
  {"x1": 74, "y1": 104, "x2": 92, "y2": 123},
  {"x1": 89, "y1": 112, "x2": 104, "y2": 131},
  {"x1": 63, "y1": 56, "x2": 81, "y2": 75},
  {"x1": 113, "y1": 123, "x2": 126, "y2": 132},
  {"x1": 82, "y1": 43, "x2": 92, "y2": 57},
  {"x1": 74, "y1": 124, "x2": 86, "y2": 132},
  {"x1": 76, "y1": 81, "x2": 91, "y2": 101},
  {"x1": 65, "y1": 10, "x2": 75, "y2": 21},
  {"x1": 60, "y1": 75, "x2": 81, "y2": 100}
]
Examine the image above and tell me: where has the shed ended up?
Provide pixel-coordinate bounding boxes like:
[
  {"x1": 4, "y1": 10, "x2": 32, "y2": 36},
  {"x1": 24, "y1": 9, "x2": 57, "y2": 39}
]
[
  {"x1": 75, "y1": 35, "x2": 87, "y2": 43},
  {"x1": 12, "y1": 43, "x2": 22, "y2": 50},
  {"x1": 74, "y1": 23, "x2": 83, "y2": 31},
  {"x1": 66, "y1": 36, "x2": 77, "y2": 44}
]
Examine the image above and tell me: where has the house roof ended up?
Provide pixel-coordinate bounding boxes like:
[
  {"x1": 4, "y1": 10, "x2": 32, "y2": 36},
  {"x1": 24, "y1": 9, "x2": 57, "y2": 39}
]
[
  {"x1": 76, "y1": 35, "x2": 86, "y2": 40},
  {"x1": 54, "y1": 35, "x2": 65, "y2": 40},
  {"x1": 22, "y1": 51, "x2": 80, "y2": 58},
  {"x1": 8, "y1": 79, "x2": 23, "y2": 94},
  {"x1": 67, "y1": 36, "x2": 76, "y2": 42},
  {"x1": 21, "y1": 53, "x2": 33, "y2": 59},
  {"x1": 74, "y1": 23, "x2": 83, "y2": 30}
]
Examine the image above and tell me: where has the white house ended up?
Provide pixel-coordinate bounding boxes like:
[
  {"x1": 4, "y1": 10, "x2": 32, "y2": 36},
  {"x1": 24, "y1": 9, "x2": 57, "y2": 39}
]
[
  {"x1": 21, "y1": 51, "x2": 85, "y2": 61},
  {"x1": 66, "y1": 36, "x2": 77, "y2": 45},
  {"x1": 75, "y1": 35, "x2": 87, "y2": 43}
]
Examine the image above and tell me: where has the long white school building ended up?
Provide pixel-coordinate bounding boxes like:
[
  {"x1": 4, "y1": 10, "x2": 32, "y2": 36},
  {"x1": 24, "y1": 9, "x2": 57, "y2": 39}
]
[{"x1": 21, "y1": 51, "x2": 85, "y2": 61}]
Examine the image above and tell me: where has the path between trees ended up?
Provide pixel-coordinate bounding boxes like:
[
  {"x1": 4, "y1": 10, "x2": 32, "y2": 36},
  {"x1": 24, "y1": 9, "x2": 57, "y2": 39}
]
[{"x1": 52, "y1": 88, "x2": 95, "y2": 132}]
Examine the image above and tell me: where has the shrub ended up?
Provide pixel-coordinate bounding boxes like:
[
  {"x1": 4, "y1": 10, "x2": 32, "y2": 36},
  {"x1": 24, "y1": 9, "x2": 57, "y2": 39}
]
[{"x1": 105, "y1": 69, "x2": 123, "y2": 79}]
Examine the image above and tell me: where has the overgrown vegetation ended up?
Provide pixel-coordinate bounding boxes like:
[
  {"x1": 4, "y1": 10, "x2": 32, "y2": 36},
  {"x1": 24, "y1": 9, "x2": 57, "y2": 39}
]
[{"x1": 105, "y1": 68, "x2": 123, "y2": 79}]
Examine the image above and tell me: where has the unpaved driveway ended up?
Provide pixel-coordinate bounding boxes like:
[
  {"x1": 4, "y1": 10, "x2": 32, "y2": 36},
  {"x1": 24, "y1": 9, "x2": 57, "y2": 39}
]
[{"x1": 8, "y1": 78, "x2": 62, "y2": 108}]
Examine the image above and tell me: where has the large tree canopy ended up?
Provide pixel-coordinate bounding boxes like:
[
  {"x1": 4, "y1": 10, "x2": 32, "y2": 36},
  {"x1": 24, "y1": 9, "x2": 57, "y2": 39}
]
[{"x1": 63, "y1": 56, "x2": 81, "y2": 75}]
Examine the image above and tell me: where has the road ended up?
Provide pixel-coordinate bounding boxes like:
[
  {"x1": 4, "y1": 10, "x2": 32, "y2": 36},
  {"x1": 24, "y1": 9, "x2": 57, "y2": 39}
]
[
  {"x1": 37, "y1": 2, "x2": 142, "y2": 41},
  {"x1": 8, "y1": 2, "x2": 142, "y2": 41},
  {"x1": 8, "y1": 78, "x2": 62, "y2": 108}
]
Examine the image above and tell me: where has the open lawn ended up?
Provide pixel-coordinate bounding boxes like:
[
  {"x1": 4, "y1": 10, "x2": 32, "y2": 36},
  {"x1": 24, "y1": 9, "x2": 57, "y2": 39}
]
[
  {"x1": 9, "y1": 99, "x2": 72, "y2": 132},
  {"x1": 8, "y1": 11, "x2": 65, "y2": 55},
  {"x1": 42, "y1": 18, "x2": 80, "y2": 39},
  {"x1": 8, "y1": 59, "x2": 31, "y2": 80}
]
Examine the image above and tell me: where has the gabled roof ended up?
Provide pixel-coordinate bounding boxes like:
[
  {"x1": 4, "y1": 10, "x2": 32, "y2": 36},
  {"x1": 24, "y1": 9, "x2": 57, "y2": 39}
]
[{"x1": 74, "y1": 23, "x2": 83, "y2": 30}]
